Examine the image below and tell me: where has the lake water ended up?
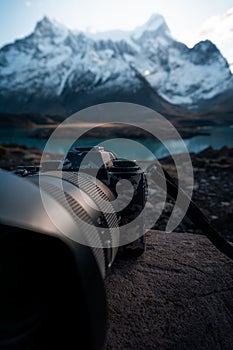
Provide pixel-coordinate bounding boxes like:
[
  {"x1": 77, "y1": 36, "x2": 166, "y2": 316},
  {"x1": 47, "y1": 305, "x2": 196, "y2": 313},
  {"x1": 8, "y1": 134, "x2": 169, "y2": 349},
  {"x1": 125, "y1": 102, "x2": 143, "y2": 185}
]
[{"x1": 0, "y1": 125, "x2": 233, "y2": 160}]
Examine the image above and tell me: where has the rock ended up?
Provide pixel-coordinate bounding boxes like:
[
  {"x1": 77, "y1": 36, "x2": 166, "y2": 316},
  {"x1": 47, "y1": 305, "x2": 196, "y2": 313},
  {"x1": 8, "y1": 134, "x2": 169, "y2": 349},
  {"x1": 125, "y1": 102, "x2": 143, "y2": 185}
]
[
  {"x1": 0, "y1": 144, "x2": 42, "y2": 169},
  {"x1": 0, "y1": 144, "x2": 62, "y2": 170},
  {"x1": 105, "y1": 231, "x2": 233, "y2": 350}
]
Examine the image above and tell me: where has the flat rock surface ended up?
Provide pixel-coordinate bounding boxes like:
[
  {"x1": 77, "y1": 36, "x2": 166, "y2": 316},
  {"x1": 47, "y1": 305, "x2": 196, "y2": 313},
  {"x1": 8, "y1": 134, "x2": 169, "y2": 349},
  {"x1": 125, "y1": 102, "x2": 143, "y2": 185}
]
[{"x1": 105, "y1": 231, "x2": 233, "y2": 350}]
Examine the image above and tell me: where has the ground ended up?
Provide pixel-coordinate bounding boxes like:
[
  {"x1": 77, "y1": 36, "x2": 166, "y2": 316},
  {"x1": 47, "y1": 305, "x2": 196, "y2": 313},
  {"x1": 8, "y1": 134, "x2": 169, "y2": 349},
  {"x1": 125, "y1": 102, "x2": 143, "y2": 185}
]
[{"x1": 105, "y1": 231, "x2": 233, "y2": 350}]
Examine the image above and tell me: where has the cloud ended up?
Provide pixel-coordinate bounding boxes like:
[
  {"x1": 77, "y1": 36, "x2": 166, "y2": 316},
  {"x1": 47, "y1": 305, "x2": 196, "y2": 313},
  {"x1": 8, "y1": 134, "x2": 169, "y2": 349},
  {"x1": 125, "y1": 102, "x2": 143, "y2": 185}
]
[
  {"x1": 197, "y1": 7, "x2": 233, "y2": 70},
  {"x1": 25, "y1": 1, "x2": 32, "y2": 7}
]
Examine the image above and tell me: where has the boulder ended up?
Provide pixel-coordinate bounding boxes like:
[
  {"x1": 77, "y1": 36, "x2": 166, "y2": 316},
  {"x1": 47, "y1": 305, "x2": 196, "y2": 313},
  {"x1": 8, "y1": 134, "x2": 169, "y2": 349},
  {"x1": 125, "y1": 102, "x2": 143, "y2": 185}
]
[{"x1": 105, "y1": 231, "x2": 233, "y2": 349}]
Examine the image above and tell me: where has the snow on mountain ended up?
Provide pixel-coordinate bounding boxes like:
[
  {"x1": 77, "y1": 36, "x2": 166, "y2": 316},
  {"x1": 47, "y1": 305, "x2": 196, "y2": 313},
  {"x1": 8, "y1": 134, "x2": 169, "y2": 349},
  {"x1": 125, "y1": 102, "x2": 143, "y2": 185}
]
[
  {"x1": 132, "y1": 14, "x2": 170, "y2": 41},
  {"x1": 0, "y1": 14, "x2": 232, "y2": 114},
  {"x1": 150, "y1": 40, "x2": 232, "y2": 105}
]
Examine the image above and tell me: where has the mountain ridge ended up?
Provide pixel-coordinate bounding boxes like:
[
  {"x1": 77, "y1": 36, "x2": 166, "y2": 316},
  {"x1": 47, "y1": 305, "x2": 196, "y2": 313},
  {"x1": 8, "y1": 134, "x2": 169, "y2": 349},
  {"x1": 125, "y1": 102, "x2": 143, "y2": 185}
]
[{"x1": 0, "y1": 14, "x2": 232, "y2": 116}]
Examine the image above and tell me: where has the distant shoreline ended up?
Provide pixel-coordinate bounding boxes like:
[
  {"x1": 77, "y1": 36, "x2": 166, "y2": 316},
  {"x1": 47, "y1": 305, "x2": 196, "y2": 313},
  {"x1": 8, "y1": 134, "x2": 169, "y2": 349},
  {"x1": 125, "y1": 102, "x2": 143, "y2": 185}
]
[
  {"x1": 0, "y1": 117, "x2": 213, "y2": 140},
  {"x1": 0, "y1": 110, "x2": 233, "y2": 130}
]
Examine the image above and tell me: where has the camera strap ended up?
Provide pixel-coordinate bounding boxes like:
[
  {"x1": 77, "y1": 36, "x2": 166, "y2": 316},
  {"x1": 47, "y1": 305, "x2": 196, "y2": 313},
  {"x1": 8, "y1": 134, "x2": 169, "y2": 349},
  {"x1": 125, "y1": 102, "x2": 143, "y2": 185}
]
[{"x1": 149, "y1": 164, "x2": 233, "y2": 261}]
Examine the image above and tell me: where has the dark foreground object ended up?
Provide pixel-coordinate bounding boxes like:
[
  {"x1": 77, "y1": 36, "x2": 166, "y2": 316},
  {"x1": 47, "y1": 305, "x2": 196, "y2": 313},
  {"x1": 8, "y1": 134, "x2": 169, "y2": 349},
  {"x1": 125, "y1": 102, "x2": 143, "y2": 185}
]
[{"x1": 105, "y1": 231, "x2": 233, "y2": 350}]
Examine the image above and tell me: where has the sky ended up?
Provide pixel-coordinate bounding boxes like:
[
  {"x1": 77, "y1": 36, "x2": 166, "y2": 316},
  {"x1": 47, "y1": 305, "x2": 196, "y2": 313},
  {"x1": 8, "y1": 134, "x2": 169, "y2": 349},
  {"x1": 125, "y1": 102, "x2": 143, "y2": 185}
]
[{"x1": 0, "y1": 0, "x2": 232, "y2": 49}]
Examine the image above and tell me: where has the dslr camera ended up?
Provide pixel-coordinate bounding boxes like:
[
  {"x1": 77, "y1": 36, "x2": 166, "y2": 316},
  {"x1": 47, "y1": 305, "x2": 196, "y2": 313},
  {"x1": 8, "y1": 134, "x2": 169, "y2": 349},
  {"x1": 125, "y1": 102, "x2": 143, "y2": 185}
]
[{"x1": 0, "y1": 146, "x2": 147, "y2": 350}]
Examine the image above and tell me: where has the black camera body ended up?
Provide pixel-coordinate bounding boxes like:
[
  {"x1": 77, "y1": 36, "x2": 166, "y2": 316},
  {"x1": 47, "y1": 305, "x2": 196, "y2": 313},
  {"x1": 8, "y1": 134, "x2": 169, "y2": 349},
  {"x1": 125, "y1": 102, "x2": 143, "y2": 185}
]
[
  {"x1": 63, "y1": 146, "x2": 147, "y2": 256},
  {"x1": 17, "y1": 146, "x2": 147, "y2": 257}
]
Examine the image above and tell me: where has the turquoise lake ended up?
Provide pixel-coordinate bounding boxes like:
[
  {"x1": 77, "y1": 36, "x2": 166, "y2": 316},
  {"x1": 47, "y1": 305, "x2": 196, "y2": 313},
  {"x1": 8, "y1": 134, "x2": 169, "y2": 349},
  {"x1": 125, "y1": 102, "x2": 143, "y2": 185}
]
[{"x1": 0, "y1": 125, "x2": 233, "y2": 160}]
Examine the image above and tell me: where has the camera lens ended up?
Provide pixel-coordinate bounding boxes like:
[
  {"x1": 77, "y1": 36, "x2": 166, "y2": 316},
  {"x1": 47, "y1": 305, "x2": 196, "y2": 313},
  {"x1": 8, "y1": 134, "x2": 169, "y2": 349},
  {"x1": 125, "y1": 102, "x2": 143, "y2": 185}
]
[{"x1": 0, "y1": 169, "x2": 118, "y2": 349}]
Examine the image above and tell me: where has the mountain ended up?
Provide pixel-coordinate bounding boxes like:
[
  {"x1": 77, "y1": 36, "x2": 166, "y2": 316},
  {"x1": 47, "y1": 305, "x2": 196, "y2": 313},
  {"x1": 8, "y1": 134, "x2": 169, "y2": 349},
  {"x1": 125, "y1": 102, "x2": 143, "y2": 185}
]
[{"x1": 0, "y1": 14, "x2": 232, "y2": 116}]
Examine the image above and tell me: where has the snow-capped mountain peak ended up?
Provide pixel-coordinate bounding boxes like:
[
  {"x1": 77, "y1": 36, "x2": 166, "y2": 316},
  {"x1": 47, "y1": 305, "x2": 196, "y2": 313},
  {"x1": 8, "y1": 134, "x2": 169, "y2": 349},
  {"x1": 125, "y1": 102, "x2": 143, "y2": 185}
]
[
  {"x1": 132, "y1": 14, "x2": 170, "y2": 40},
  {"x1": 0, "y1": 13, "x2": 232, "y2": 114},
  {"x1": 85, "y1": 14, "x2": 170, "y2": 44},
  {"x1": 34, "y1": 15, "x2": 69, "y2": 40},
  {"x1": 35, "y1": 16, "x2": 54, "y2": 31}
]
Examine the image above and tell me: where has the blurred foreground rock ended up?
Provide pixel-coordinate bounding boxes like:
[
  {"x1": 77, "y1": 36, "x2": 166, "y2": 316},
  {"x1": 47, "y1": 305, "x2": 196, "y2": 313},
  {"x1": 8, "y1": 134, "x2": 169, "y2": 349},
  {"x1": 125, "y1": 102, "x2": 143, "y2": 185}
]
[
  {"x1": 0, "y1": 144, "x2": 42, "y2": 169},
  {"x1": 105, "y1": 231, "x2": 233, "y2": 350},
  {"x1": 0, "y1": 144, "x2": 62, "y2": 169}
]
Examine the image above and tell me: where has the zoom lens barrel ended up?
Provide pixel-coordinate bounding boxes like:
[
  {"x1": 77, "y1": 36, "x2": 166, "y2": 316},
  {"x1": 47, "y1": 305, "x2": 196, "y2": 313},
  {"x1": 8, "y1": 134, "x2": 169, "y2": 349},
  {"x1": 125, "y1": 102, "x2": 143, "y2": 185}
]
[{"x1": 0, "y1": 169, "x2": 118, "y2": 350}]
